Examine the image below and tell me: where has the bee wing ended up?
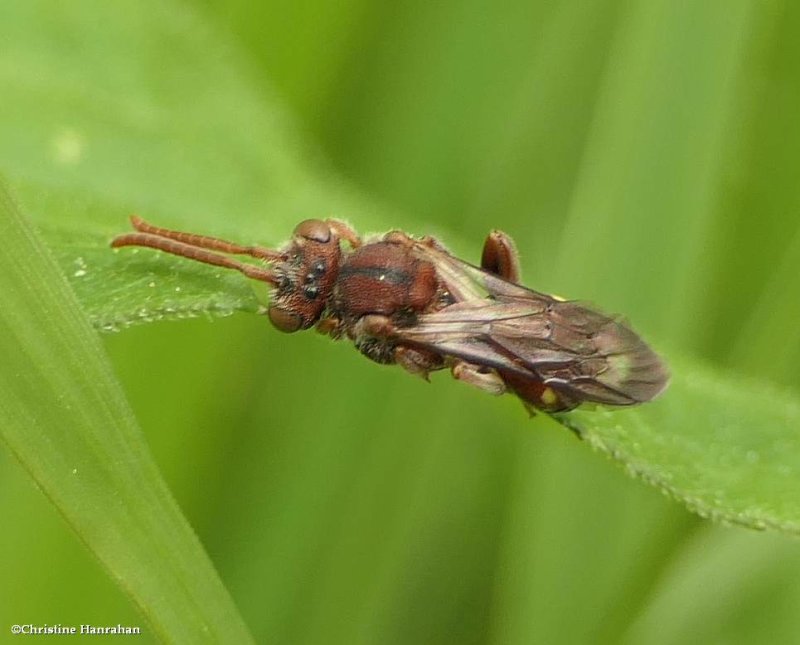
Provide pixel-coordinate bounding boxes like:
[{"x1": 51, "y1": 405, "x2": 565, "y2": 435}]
[
  {"x1": 403, "y1": 245, "x2": 669, "y2": 406},
  {"x1": 399, "y1": 299, "x2": 668, "y2": 406}
]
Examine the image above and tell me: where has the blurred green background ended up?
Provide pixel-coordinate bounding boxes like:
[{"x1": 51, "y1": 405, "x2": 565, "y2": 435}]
[{"x1": 3, "y1": 0, "x2": 800, "y2": 643}]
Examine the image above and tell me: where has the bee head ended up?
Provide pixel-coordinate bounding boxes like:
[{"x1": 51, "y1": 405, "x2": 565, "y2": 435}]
[{"x1": 267, "y1": 219, "x2": 342, "y2": 332}]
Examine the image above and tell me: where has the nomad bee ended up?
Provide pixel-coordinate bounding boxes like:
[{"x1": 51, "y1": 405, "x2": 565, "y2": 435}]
[{"x1": 111, "y1": 217, "x2": 669, "y2": 413}]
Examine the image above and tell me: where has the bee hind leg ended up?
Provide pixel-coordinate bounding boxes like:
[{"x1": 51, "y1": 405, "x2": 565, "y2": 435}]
[
  {"x1": 481, "y1": 230, "x2": 521, "y2": 282},
  {"x1": 451, "y1": 360, "x2": 507, "y2": 395}
]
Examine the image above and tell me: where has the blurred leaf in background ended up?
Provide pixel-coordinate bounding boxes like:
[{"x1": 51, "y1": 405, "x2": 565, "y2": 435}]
[{"x1": 2, "y1": 0, "x2": 800, "y2": 644}]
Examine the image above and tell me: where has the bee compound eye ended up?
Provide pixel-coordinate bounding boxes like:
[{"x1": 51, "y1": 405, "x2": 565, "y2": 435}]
[
  {"x1": 311, "y1": 259, "x2": 327, "y2": 276},
  {"x1": 267, "y1": 306, "x2": 304, "y2": 333},
  {"x1": 293, "y1": 219, "x2": 331, "y2": 243}
]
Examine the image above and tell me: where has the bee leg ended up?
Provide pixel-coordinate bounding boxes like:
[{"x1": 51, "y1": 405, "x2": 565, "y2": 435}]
[
  {"x1": 352, "y1": 314, "x2": 396, "y2": 340},
  {"x1": 316, "y1": 316, "x2": 344, "y2": 339},
  {"x1": 451, "y1": 360, "x2": 507, "y2": 395},
  {"x1": 395, "y1": 346, "x2": 444, "y2": 381},
  {"x1": 326, "y1": 219, "x2": 363, "y2": 248},
  {"x1": 350, "y1": 314, "x2": 398, "y2": 365},
  {"x1": 383, "y1": 230, "x2": 414, "y2": 244},
  {"x1": 481, "y1": 230, "x2": 521, "y2": 282},
  {"x1": 383, "y1": 230, "x2": 449, "y2": 252},
  {"x1": 351, "y1": 316, "x2": 444, "y2": 378}
]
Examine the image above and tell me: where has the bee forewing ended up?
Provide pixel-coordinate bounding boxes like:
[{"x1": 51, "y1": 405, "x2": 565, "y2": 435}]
[
  {"x1": 403, "y1": 301, "x2": 668, "y2": 406},
  {"x1": 493, "y1": 310, "x2": 669, "y2": 405},
  {"x1": 404, "y1": 244, "x2": 669, "y2": 407}
]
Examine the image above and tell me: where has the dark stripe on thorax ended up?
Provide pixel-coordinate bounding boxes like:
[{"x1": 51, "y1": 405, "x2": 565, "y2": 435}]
[{"x1": 338, "y1": 265, "x2": 410, "y2": 285}]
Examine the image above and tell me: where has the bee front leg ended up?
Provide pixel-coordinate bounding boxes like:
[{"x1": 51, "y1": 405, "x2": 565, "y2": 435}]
[
  {"x1": 481, "y1": 230, "x2": 521, "y2": 282},
  {"x1": 451, "y1": 360, "x2": 507, "y2": 396},
  {"x1": 326, "y1": 219, "x2": 363, "y2": 248},
  {"x1": 316, "y1": 316, "x2": 344, "y2": 338}
]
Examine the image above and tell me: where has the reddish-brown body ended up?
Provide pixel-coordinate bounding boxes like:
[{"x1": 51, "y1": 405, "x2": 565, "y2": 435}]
[
  {"x1": 111, "y1": 217, "x2": 669, "y2": 414},
  {"x1": 333, "y1": 242, "x2": 440, "y2": 321}
]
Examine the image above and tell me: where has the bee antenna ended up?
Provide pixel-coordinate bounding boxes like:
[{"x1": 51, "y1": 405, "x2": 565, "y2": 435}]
[{"x1": 111, "y1": 219, "x2": 280, "y2": 285}]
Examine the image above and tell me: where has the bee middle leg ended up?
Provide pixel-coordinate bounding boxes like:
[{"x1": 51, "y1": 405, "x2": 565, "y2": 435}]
[
  {"x1": 352, "y1": 314, "x2": 445, "y2": 379},
  {"x1": 481, "y1": 230, "x2": 521, "y2": 282},
  {"x1": 395, "y1": 346, "x2": 445, "y2": 380},
  {"x1": 451, "y1": 360, "x2": 507, "y2": 395}
]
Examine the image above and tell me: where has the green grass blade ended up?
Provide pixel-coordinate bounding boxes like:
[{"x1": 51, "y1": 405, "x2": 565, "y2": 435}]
[
  {"x1": 0, "y1": 182, "x2": 253, "y2": 642},
  {"x1": 560, "y1": 353, "x2": 800, "y2": 533},
  {"x1": 3, "y1": 0, "x2": 800, "y2": 591},
  {"x1": 621, "y1": 529, "x2": 800, "y2": 645}
]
